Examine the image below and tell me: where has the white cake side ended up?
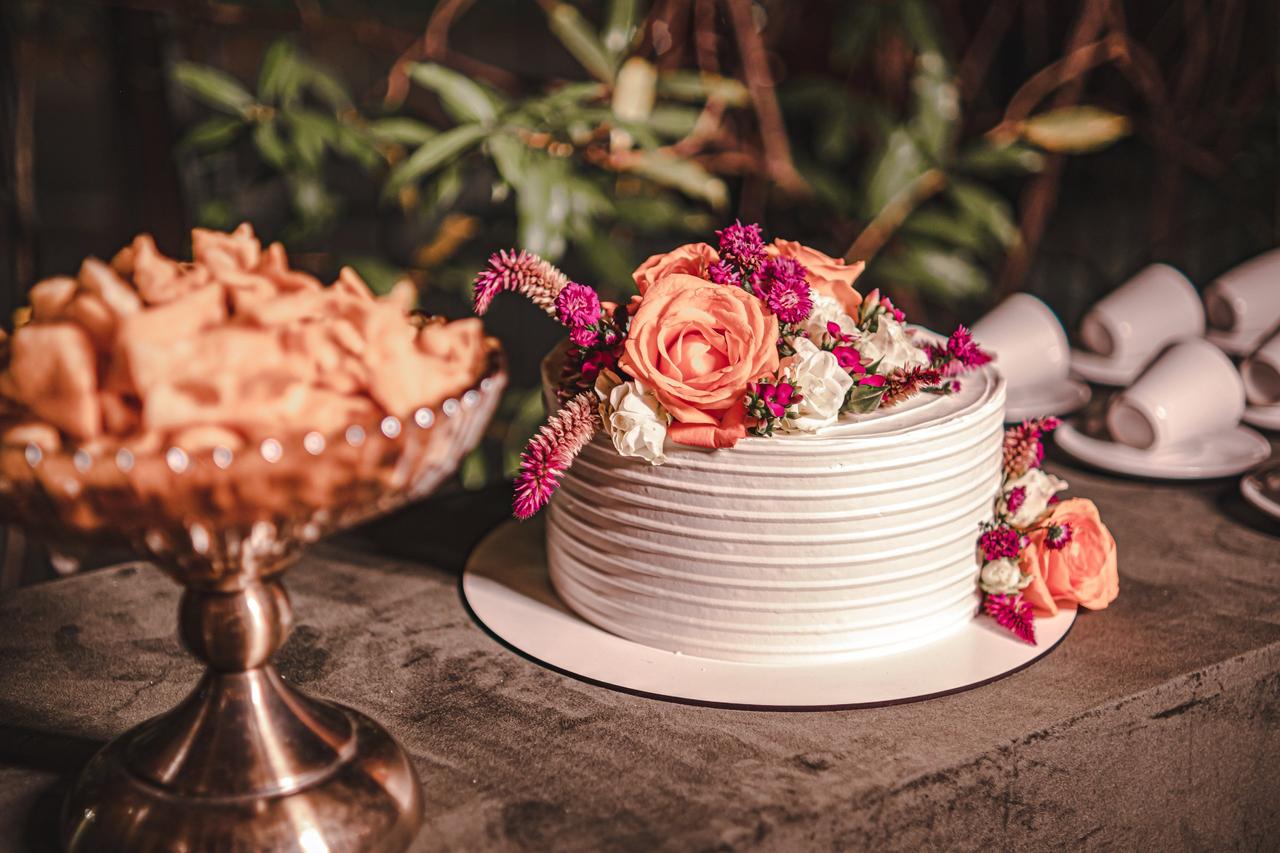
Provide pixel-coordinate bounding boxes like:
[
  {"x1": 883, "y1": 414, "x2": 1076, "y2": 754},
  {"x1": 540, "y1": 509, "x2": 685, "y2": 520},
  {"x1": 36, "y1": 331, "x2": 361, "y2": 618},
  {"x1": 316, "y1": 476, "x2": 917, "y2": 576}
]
[{"x1": 546, "y1": 366, "x2": 1007, "y2": 663}]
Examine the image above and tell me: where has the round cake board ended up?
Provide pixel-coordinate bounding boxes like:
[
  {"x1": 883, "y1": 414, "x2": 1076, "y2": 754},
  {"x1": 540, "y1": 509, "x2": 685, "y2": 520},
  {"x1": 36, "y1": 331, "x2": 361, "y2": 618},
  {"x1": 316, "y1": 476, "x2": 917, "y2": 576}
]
[{"x1": 461, "y1": 519, "x2": 1077, "y2": 709}]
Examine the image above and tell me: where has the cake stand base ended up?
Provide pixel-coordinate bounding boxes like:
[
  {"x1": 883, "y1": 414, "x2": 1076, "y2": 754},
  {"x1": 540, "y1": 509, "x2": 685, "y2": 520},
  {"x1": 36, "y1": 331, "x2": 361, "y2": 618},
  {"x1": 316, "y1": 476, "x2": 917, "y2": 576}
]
[
  {"x1": 462, "y1": 519, "x2": 1077, "y2": 709},
  {"x1": 62, "y1": 687, "x2": 422, "y2": 852}
]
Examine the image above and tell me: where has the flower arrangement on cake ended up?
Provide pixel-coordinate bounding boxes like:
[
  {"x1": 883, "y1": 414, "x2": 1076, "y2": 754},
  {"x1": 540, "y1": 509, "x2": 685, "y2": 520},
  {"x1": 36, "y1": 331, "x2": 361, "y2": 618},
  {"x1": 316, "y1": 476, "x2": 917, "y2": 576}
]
[
  {"x1": 979, "y1": 417, "x2": 1119, "y2": 644},
  {"x1": 473, "y1": 222, "x2": 1117, "y2": 646}
]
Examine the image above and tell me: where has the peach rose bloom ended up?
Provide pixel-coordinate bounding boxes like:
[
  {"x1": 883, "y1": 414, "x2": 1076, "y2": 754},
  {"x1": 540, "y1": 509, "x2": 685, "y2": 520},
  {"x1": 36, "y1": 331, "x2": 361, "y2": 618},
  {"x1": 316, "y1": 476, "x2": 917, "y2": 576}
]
[
  {"x1": 632, "y1": 242, "x2": 719, "y2": 295},
  {"x1": 1019, "y1": 498, "x2": 1119, "y2": 616},
  {"x1": 620, "y1": 273, "x2": 778, "y2": 448},
  {"x1": 768, "y1": 239, "x2": 864, "y2": 317}
]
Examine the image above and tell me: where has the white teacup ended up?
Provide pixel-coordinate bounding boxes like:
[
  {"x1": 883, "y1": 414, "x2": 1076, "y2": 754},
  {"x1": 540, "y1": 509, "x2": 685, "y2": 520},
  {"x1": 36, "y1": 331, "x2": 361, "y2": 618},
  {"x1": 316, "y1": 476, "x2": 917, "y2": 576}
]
[
  {"x1": 1079, "y1": 264, "x2": 1204, "y2": 361},
  {"x1": 1241, "y1": 330, "x2": 1280, "y2": 406},
  {"x1": 1204, "y1": 248, "x2": 1280, "y2": 333},
  {"x1": 971, "y1": 293, "x2": 1069, "y2": 389},
  {"x1": 1107, "y1": 338, "x2": 1245, "y2": 450}
]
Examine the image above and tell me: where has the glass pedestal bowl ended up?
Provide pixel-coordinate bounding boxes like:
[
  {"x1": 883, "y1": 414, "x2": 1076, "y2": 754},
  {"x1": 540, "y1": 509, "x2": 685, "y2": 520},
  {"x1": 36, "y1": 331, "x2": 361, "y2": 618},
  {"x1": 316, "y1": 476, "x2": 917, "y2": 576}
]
[{"x1": 0, "y1": 351, "x2": 506, "y2": 852}]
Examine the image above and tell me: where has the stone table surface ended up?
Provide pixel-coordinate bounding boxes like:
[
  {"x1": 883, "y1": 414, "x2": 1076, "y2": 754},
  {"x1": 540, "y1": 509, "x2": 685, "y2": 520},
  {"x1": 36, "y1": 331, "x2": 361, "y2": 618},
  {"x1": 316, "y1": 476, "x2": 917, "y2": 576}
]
[{"x1": 0, "y1": 448, "x2": 1278, "y2": 852}]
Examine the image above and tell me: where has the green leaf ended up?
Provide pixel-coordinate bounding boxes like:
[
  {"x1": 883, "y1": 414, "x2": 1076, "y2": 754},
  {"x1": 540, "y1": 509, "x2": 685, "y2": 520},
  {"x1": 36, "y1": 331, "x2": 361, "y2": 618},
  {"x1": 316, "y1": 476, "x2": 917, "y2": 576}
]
[
  {"x1": 332, "y1": 123, "x2": 383, "y2": 171},
  {"x1": 367, "y1": 117, "x2": 439, "y2": 146},
  {"x1": 300, "y1": 61, "x2": 353, "y2": 111},
  {"x1": 909, "y1": 52, "x2": 959, "y2": 160},
  {"x1": 873, "y1": 244, "x2": 990, "y2": 300},
  {"x1": 516, "y1": 155, "x2": 572, "y2": 260},
  {"x1": 384, "y1": 123, "x2": 487, "y2": 197},
  {"x1": 603, "y1": 0, "x2": 638, "y2": 58},
  {"x1": 956, "y1": 141, "x2": 1045, "y2": 175},
  {"x1": 284, "y1": 108, "x2": 338, "y2": 170},
  {"x1": 612, "y1": 57, "x2": 657, "y2": 122},
  {"x1": 896, "y1": 0, "x2": 942, "y2": 54},
  {"x1": 252, "y1": 119, "x2": 290, "y2": 169},
  {"x1": 407, "y1": 62, "x2": 503, "y2": 125},
  {"x1": 863, "y1": 127, "x2": 928, "y2": 216},
  {"x1": 545, "y1": 3, "x2": 616, "y2": 84},
  {"x1": 574, "y1": 227, "x2": 635, "y2": 298},
  {"x1": 174, "y1": 63, "x2": 255, "y2": 116},
  {"x1": 900, "y1": 208, "x2": 989, "y2": 254},
  {"x1": 458, "y1": 448, "x2": 488, "y2": 490},
  {"x1": 1020, "y1": 106, "x2": 1130, "y2": 154},
  {"x1": 656, "y1": 71, "x2": 750, "y2": 106},
  {"x1": 419, "y1": 161, "x2": 465, "y2": 214},
  {"x1": 613, "y1": 193, "x2": 710, "y2": 233},
  {"x1": 180, "y1": 115, "x2": 244, "y2": 153},
  {"x1": 947, "y1": 179, "x2": 1019, "y2": 249},
  {"x1": 486, "y1": 132, "x2": 529, "y2": 187},
  {"x1": 619, "y1": 150, "x2": 727, "y2": 209},
  {"x1": 258, "y1": 40, "x2": 302, "y2": 106},
  {"x1": 646, "y1": 104, "x2": 701, "y2": 138},
  {"x1": 196, "y1": 199, "x2": 236, "y2": 229}
]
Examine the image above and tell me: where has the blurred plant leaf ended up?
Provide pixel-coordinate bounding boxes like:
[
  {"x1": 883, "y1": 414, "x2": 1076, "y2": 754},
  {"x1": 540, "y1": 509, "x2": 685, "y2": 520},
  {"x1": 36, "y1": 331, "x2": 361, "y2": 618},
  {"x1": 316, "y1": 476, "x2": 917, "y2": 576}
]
[
  {"x1": 574, "y1": 226, "x2": 635, "y2": 295},
  {"x1": 612, "y1": 57, "x2": 657, "y2": 123},
  {"x1": 174, "y1": 63, "x2": 255, "y2": 116},
  {"x1": 516, "y1": 154, "x2": 572, "y2": 259},
  {"x1": 1019, "y1": 106, "x2": 1130, "y2": 154},
  {"x1": 367, "y1": 117, "x2": 439, "y2": 146},
  {"x1": 419, "y1": 160, "x2": 465, "y2": 215},
  {"x1": 957, "y1": 140, "x2": 1045, "y2": 175},
  {"x1": 545, "y1": 3, "x2": 616, "y2": 84},
  {"x1": 300, "y1": 61, "x2": 354, "y2": 111},
  {"x1": 180, "y1": 115, "x2": 244, "y2": 153},
  {"x1": 384, "y1": 124, "x2": 487, "y2": 197},
  {"x1": 284, "y1": 108, "x2": 338, "y2": 170},
  {"x1": 896, "y1": 0, "x2": 942, "y2": 54},
  {"x1": 408, "y1": 62, "x2": 504, "y2": 125},
  {"x1": 332, "y1": 123, "x2": 383, "y2": 171},
  {"x1": 258, "y1": 40, "x2": 303, "y2": 106},
  {"x1": 900, "y1": 208, "x2": 989, "y2": 254},
  {"x1": 613, "y1": 193, "x2": 711, "y2": 233},
  {"x1": 947, "y1": 179, "x2": 1019, "y2": 248},
  {"x1": 487, "y1": 132, "x2": 529, "y2": 188},
  {"x1": 863, "y1": 127, "x2": 928, "y2": 216},
  {"x1": 195, "y1": 198, "x2": 236, "y2": 229},
  {"x1": 459, "y1": 448, "x2": 488, "y2": 490},
  {"x1": 909, "y1": 53, "x2": 959, "y2": 160},
  {"x1": 646, "y1": 104, "x2": 701, "y2": 138},
  {"x1": 603, "y1": 0, "x2": 638, "y2": 59},
  {"x1": 656, "y1": 71, "x2": 749, "y2": 106},
  {"x1": 873, "y1": 244, "x2": 989, "y2": 300},
  {"x1": 252, "y1": 119, "x2": 290, "y2": 169},
  {"x1": 287, "y1": 173, "x2": 338, "y2": 230},
  {"x1": 620, "y1": 150, "x2": 727, "y2": 209}
]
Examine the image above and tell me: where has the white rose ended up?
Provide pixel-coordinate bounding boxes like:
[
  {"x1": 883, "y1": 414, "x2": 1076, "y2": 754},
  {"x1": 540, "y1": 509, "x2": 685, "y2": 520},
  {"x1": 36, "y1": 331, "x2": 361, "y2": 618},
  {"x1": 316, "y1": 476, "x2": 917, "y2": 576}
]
[
  {"x1": 999, "y1": 467, "x2": 1068, "y2": 527},
  {"x1": 780, "y1": 337, "x2": 854, "y2": 433},
  {"x1": 979, "y1": 558, "x2": 1031, "y2": 596},
  {"x1": 798, "y1": 293, "x2": 857, "y2": 344},
  {"x1": 857, "y1": 316, "x2": 928, "y2": 373},
  {"x1": 594, "y1": 374, "x2": 670, "y2": 465}
]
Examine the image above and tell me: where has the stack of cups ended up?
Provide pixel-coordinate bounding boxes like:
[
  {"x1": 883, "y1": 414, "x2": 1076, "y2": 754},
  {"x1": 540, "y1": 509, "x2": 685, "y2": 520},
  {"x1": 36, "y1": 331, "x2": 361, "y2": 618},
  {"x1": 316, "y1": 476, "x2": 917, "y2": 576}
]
[{"x1": 1077, "y1": 264, "x2": 1205, "y2": 380}]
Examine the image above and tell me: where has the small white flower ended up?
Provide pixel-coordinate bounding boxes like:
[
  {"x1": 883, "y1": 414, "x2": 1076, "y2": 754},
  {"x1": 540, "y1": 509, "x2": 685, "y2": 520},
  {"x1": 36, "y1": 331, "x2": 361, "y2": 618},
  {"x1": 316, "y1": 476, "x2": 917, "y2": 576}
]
[
  {"x1": 595, "y1": 372, "x2": 670, "y2": 465},
  {"x1": 798, "y1": 294, "x2": 857, "y2": 344},
  {"x1": 979, "y1": 558, "x2": 1031, "y2": 596},
  {"x1": 857, "y1": 315, "x2": 928, "y2": 373},
  {"x1": 999, "y1": 467, "x2": 1068, "y2": 527},
  {"x1": 780, "y1": 338, "x2": 853, "y2": 433}
]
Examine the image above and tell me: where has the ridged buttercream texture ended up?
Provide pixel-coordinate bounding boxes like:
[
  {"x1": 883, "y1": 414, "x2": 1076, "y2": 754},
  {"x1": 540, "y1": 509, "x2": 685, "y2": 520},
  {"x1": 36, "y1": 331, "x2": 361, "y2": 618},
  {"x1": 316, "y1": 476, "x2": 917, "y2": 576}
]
[{"x1": 546, "y1": 367, "x2": 1007, "y2": 663}]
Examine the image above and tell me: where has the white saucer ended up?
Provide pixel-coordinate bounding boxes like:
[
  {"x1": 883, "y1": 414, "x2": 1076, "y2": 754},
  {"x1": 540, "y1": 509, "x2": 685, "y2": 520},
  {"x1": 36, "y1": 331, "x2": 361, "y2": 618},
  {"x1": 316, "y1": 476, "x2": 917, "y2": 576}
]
[
  {"x1": 1243, "y1": 404, "x2": 1280, "y2": 432},
  {"x1": 461, "y1": 519, "x2": 1077, "y2": 709},
  {"x1": 1055, "y1": 420, "x2": 1272, "y2": 480},
  {"x1": 1004, "y1": 378, "x2": 1091, "y2": 423},
  {"x1": 1069, "y1": 348, "x2": 1151, "y2": 387},
  {"x1": 1208, "y1": 325, "x2": 1276, "y2": 357},
  {"x1": 1240, "y1": 466, "x2": 1280, "y2": 521}
]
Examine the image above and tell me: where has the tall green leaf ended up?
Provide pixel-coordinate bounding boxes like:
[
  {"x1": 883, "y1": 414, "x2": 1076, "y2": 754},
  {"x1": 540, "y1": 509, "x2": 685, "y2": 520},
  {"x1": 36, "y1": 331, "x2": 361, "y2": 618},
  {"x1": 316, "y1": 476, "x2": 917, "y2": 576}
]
[
  {"x1": 407, "y1": 63, "x2": 503, "y2": 125},
  {"x1": 947, "y1": 179, "x2": 1019, "y2": 249},
  {"x1": 516, "y1": 155, "x2": 571, "y2": 260},
  {"x1": 174, "y1": 63, "x2": 255, "y2": 116},
  {"x1": 258, "y1": 41, "x2": 303, "y2": 106},
  {"x1": 252, "y1": 119, "x2": 290, "y2": 169},
  {"x1": 863, "y1": 128, "x2": 928, "y2": 216},
  {"x1": 620, "y1": 150, "x2": 727, "y2": 209},
  {"x1": 656, "y1": 71, "x2": 750, "y2": 106},
  {"x1": 180, "y1": 116, "x2": 244, "y2": 153},
  {"x1": 545, "y1": 3, "x2": 616, "y2": 84},
  {"x1": 957, "y1": 141, "x2": 1045, "y2": 175},
  {"x1": 603, "y1": 0, "x2": 638, "y2": 59},
  {"x1": 873, "y1": 245, "x2": 989, "y2": 300},
  {"x1": 384, "y1": 123, "x2": 487, "y2": 197},
  {"x1": 909, "y1": 52, "x2": 959, "y2": 160},
  {"x1": 367, "y1": 117, "x2": 439, "y2": 146}
]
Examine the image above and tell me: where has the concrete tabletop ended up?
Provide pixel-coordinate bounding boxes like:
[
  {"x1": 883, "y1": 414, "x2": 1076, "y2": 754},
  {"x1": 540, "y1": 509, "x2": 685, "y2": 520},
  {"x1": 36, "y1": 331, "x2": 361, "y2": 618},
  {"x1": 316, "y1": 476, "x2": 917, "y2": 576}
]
[{"x1": 1, "y1": 449, "x2": 1278, "y2": 851}]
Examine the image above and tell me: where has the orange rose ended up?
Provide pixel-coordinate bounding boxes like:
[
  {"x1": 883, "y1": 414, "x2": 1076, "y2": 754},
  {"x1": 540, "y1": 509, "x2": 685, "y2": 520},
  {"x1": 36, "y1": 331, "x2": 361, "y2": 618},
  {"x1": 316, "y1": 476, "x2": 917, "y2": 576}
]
[
  {"x1": 1019, "y1": 498, "x2": 1119, "y2": 616},
  {"x1": 620, "y1": 273, "x2": 778, "y2": 448},
  {"x1": 768, "y1": 239, "x2": 864, "y2": 317},
  {"x1": 632, "y1": 242, "x2": 719, "y2": 295}
]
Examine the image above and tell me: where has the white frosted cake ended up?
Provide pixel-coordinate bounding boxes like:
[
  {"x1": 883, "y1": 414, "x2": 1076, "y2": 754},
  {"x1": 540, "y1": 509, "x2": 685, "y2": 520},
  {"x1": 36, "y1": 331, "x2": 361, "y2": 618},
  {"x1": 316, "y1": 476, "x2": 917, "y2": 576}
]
[{"x1": 546, "y1": 367, "x2": 1005, "y2": 663}]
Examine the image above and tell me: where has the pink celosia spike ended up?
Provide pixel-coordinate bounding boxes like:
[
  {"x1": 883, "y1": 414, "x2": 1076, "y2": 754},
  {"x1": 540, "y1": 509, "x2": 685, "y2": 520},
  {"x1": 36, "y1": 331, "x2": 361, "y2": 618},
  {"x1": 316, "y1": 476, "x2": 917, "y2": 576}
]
[
  {"x1": 1002, "y1": 417, "x2": 1061, "y2": 477},
  {"x1": 512, "y1": 393, "x2": 600, "y2": 518},
  {"x1": 473, "y1": 249, "x2": 570, "y2": 316},
  {"x1": 984, "y1": 593, "x2": 1036, "y2": 645}
]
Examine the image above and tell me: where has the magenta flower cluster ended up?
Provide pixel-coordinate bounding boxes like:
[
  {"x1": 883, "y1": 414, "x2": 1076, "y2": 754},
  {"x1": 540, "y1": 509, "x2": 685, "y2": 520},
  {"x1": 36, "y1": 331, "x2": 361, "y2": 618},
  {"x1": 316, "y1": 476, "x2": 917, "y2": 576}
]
[
  {"x1": 757, "y1": 258, "x2": 813, "y2": 324},
  {"x1": 980, "y1": 525, "x2": 1027, "y2": 561},
  {"x1": 715, "y1": 221, "x2": 766, "y2": 270},
  {"x1": 745, "y1": 379, "x2": 801, "y2": 436},
  {"x1": 824, "y1": 322, "x2": 887, "y2": 387},
  {"x1": 927, "y1": 325, "x2": 993, "y2": 376}
]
